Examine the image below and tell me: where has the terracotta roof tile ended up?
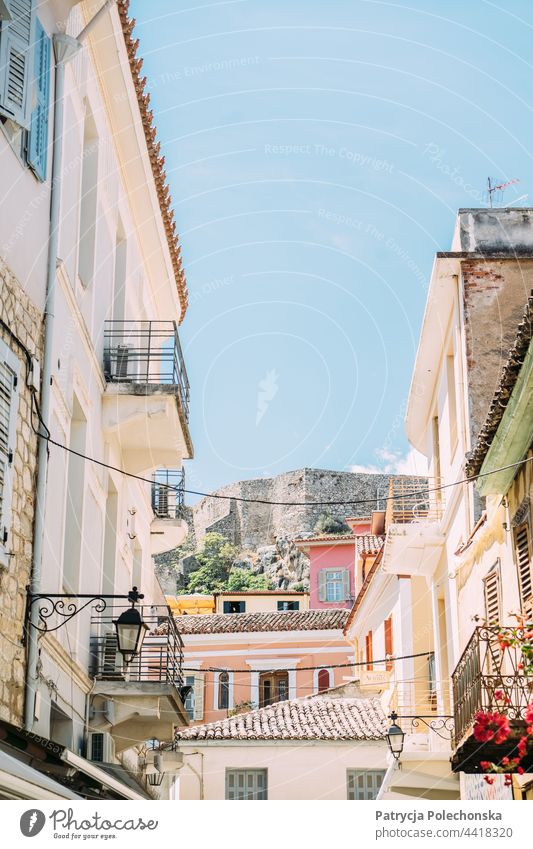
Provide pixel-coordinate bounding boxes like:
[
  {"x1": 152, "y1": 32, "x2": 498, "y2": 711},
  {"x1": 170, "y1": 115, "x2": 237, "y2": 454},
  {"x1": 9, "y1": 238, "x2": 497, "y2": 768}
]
[
  {"x1": 175, "y1": 695, "x2": 386, "y2": 741},
  {"x1": 356, "y1": 534, "x2": 385, "y2": 555},
  {"x1": 165, "y1": 609, "x2": 350, "y2": 635},
  {"x1": 118, "y1": 0, "x2": 188, "y2": 321}
]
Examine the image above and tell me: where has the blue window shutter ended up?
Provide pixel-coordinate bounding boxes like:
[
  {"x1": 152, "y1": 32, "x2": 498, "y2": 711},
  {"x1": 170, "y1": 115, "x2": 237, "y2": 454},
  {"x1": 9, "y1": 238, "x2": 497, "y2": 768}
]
[
  {"x1": 27, "y1": 17, "x2": 49, "y2": 180},
  {"x1": 223, "y1": 601, "x2": 230, "y2": 614},
  {"x1": 0, "y1": 0, "x2": 35, "y2": 127}
]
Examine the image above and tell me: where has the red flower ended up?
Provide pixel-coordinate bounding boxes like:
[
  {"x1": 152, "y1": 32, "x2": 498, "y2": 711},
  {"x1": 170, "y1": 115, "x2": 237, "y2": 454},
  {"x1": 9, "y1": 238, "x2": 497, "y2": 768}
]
[
  {"x1": 525, "y1": 702, "x2": 533, "y2": 725},
  {"x1": 517, "y1": 736, "x2": 528, "y2": 758},
  {"x1": 518, "y1": 767, "x2": 525, "y2": 775},
  {"x1": 473, "y1": 711, "x2": 511, "y2": 745},
  {"x1": 504, "y1": 774, "x2": 512, "y2": 787},
  {"x1": 501, "y1": 757, "x2": 510, "y2": 766},
  {"x1": 480, "y1": 760, "x2": 492, "y2": 770},
  {"x1": 483, "y1": 776, "x2": 495, "y2": 785}
]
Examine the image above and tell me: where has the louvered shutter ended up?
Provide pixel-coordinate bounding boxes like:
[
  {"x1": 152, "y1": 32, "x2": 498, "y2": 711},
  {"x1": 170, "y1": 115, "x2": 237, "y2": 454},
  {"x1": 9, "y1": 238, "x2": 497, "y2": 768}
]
[
  {"x1": 317, "y1": 570, "x2": 327, "y2": 602},
  {"x1": 0, "y1": 0, "x2": 35, "y2": 127},
  {"x1": 514, "y1": 523, "x2": 532, "y2": 610},
  {"x1": 193, "y1": 671, "x2": 204, "y2": 720},
  {"x1": 341, "y1": 569, "x2": 351, "y2": 601},
  {"x1": 0, "y1": 358, "x2": 16, "y2": 546},
  {"x1": 27, "y1": 17, "x2": 49, "y2": 180},
  {"x1": 483, "y1": 567, "x2": 501, "y2": 625}
]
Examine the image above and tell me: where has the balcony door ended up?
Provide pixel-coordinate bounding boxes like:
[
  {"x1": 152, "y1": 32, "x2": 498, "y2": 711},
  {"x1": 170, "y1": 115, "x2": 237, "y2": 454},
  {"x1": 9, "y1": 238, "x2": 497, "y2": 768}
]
[{"x1": 259, "y1": 671, "x2": 289, "y2": 707}]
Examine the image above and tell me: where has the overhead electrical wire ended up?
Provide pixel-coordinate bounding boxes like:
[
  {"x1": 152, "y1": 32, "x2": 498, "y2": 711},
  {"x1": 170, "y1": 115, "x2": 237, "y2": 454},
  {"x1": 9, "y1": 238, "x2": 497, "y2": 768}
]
[
  {"x1": 182, "y1": 650, "x2": 433, "y2": 674},
  {"x1": 33, "y1": 418, "x2": 533, "y2": 509}
]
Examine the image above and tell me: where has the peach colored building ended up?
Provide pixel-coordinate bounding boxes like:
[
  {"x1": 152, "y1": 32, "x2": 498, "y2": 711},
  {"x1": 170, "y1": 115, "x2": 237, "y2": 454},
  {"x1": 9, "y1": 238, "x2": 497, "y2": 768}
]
[
  {"x1": 172, "y1": 609, "x2": 353, "y2": 725},
  {"x1": 173, "y1": 686, "x2": 388, "y2": 800}
]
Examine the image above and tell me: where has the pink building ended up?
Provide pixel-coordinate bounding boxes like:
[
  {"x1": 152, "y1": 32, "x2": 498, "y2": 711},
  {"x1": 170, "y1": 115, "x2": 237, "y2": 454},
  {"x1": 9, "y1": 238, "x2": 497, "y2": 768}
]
[{"x1": 294, "y1": 515, "x2": 385, "y2": 610}]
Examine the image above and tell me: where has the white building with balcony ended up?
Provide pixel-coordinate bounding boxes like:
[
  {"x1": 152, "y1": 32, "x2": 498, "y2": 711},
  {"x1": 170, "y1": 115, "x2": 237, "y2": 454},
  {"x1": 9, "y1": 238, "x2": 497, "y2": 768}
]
[{"x1": 0, "y1": 0, "x2": 191, "y2": 799}]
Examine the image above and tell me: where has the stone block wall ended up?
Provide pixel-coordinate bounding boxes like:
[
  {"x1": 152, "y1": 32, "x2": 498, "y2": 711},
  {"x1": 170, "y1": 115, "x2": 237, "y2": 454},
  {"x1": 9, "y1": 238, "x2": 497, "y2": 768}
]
[
  {"x1": 0, "y1": 259, "x2": 42, "y2": 725},
  {"x1": 191, "y1": 468, "x2": 395, "y2": 551}
]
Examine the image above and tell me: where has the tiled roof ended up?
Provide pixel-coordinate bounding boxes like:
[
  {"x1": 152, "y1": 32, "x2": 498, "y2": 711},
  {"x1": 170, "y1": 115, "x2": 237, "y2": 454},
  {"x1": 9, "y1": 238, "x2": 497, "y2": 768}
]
[
  {"x1": 294, "y1": 533, "x2": 356, "y2": 544},
  {"x1": 175, "y1": 695, "x2": 386, "y2": 741},
  {"x1": 356, "y1": 535, "x2": 385, "y2": 555},
  {"x1": 465, "y1": 290, "x2": 533, "y2": 478},
  {"x1": 165, "y1": 609, "x2": 350, "y2": 635},
  {"x1": 118, "y1": 1, "x2": 188, "y2": 321}
]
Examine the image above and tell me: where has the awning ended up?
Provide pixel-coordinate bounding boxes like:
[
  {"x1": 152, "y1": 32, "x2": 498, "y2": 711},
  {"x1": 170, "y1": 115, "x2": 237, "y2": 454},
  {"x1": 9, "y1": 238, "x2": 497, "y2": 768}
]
[{"x1": 0, "y1": 749, "x2": 81, "y2": 800}]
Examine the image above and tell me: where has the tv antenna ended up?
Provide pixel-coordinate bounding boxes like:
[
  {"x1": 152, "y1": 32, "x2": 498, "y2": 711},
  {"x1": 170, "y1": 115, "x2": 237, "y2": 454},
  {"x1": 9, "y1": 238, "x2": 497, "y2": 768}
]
[{"x1": 486, "y1": 177, "x2": 520, "y2": 208}]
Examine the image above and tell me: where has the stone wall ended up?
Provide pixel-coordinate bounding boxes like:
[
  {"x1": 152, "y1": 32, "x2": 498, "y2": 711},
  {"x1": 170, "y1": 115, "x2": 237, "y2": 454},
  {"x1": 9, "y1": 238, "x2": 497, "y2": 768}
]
[
  {"x1": 191, "y1": 468, "x2": 394, "y2": 549},
  {"x1": 0, "y1": 259, "x2": 42, "y2": 725}
]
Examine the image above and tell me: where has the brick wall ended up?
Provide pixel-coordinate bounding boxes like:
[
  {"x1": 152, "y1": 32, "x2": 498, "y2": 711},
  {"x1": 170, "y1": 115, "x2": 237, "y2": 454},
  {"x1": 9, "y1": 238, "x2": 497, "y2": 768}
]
[
  {"x1": 462, "y1": 259, "x2": 533, "y2": 442},
  {"x1": 0, "y1": 259, "x2": 42, "y2": 725}
]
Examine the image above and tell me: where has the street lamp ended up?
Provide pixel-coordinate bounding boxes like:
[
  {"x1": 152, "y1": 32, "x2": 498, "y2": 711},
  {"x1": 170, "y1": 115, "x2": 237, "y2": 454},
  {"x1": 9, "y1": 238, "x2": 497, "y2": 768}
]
[
  {"x1": 113, "y1": 587, "x2": 149, "y2": 664},
  {"x1": 386, "y1": 711, "x2": 405, "y2": 761}
]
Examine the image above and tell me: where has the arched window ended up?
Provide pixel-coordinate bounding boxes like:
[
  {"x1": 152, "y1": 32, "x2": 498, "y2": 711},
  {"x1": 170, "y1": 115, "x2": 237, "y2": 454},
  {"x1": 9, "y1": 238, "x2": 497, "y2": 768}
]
[
  {"x1": 218, "y1": 671, "x2": 230, "y2": 710},
  {"x1": 317, "y1": 669, "x2": 330, "y2": 693}
]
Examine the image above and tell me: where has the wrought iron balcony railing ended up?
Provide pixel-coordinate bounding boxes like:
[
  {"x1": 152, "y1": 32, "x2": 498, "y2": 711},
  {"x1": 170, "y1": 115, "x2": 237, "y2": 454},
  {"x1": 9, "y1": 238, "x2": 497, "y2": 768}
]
[
  {"x1": 384, "y1": 476, "x2": 444, "y2": 527},
  {"x1": 90, "y1": 604, "x2": 184, "y2": 690},
  {"x1": 152, "y1": 469, "x2": 185, "y2": 519},
  {"x1": 103, "y1": 320, "x2": 190, "y2": 420},
  {"x1": 451, "y1": 626, "x2": 531, "y2": 749}
]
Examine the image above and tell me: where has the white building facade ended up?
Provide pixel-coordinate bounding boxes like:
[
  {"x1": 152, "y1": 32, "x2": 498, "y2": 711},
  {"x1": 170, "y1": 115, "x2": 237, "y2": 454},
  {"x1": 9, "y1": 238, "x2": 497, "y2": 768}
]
[{"x1": 0, "y1": 0, "x2": 191, "y2": 799}]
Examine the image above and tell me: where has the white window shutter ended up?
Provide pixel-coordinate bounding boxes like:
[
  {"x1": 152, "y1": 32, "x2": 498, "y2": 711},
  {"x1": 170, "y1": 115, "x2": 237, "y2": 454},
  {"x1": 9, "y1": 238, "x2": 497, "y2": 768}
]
[
  {"x1": 514, "y1": 523, "x2": 532, "y2": 609},
  {"x1": 0, "y1": 0, "x2": 35, "y2": 127},
  {"x1": 0, "y1": 357, "x2": 17, "y2": 546},
  {"x1": 318, "y1": 570, "x2": 327, "y2": 602},
  {"x1": 26, "y1": 17, "x2": 49, "y2": 180},
  {"x1": 342, "y1": 569, "x2": 351, "y2": 601},
  {"x1": 193, "y1": 672, "x2": 204, "y2": 720},
  {"x1": 483, "y1": 566, "x2": 501, "y2": 625}
]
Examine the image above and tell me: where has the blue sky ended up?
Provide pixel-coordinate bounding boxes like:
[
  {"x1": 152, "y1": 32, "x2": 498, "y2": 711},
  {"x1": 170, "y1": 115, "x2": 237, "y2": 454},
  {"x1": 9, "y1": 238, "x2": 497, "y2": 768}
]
[{"x1": 131, "y1": 0, "x2": 533, "y2": 500}]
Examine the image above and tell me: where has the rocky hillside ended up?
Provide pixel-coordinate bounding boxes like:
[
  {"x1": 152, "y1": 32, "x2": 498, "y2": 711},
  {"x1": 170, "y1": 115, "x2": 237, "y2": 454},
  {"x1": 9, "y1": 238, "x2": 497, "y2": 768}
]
[{"x1": 156, "y1": 468, "x2": 397, "y2": 595}]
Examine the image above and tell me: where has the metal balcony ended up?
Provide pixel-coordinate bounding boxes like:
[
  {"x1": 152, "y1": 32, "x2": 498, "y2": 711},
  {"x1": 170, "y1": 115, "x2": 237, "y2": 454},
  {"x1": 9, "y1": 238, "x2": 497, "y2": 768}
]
[
  {"x1": 103, "y1": 320, "x2": 190, "y2": 421},
  {"x1": 90, "y1": 604, "x2": 188, "y2": 750},
  {"x1": 91, "y1": 604, "x2": 184, "y2": 687},
  {"x1": 381, "y1": 476, "x2": 446, "y2": 578},
  {"x1": 451, "y1": 626, "x2": 533, "y2": 772},
  {"x1": 152, "y1": 469, "x2": 185, "y2": 520}
]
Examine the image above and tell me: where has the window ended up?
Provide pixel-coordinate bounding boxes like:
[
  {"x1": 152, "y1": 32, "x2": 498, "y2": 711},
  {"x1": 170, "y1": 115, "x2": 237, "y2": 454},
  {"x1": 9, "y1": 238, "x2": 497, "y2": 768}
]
[
  {"x1": 384, "y1": 617, "x2": 393, "y2": 671},
  {"x1": 514, "y1": 522, "x2": 532, "y2": 612},
  {"x1": 365, "y1": 631, "x2": 373, "y2": 670},
  {"x1": 223, "y1": 600, "x2": 245, "y2": 613},
  {"x1": 184, "y1": 675, "x2": 195, "y2": 720},
  {"x1": 483, "y1": 563, "x2": 501, "y2": 625},
  {"x1": 0, "y1": 0, "x2": 35, "y2": 128},
  {"x1": 26, "y1": 17, "x2": 50, "y2": 180},
  {"x1": 259, "y1": 670, "x2": 289, "y2": 707},
  {"x1": 318, "y1": 568, "x2": 350, "y2": 603},
  {"x1": 347, "y1": 769, "x2": 385, "y2": 800},
  {"x1": 77, "y1": 106, "x2": 98, "y2": 288},
  {"x1": 226, "y1": 769, "x2": 267, "y2": 800},
  {"x1": 428, "y1": 652, "x2": 437, "y2": 708},
  {"x1": 277, "y1": 600, "x2": 299, "y2": 611},
  {"x1": 0, "y1": 341, "x2": 19, "y2": 563},
  {"x1": 218, "y1": 670, "x2": 229, "y2": 710},
  {"x1": 317, "y1": 668, "x2": 330, "y2": 692},
  {"x1": 446, "y1": 352, "x2": 458, "y2": 454}
]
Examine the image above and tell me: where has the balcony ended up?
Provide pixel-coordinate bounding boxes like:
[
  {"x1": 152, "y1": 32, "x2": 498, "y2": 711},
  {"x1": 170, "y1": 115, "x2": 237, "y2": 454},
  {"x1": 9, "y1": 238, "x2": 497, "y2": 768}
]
[
  {"x1": 150, "y1": 470, "x2": 188, "y2": 555},
  {"x1": 102, "y1": 321, "x2": 193, "y2": 472},
  {"x1": 381, "y1": 477, "x2": 446, "y2": 578},
  {"x1": 90, "y1": 604, "x2": 189, "y2": 752},
  {"x1": 451, "y1": 627, "x2": 533, "y2": 772}
]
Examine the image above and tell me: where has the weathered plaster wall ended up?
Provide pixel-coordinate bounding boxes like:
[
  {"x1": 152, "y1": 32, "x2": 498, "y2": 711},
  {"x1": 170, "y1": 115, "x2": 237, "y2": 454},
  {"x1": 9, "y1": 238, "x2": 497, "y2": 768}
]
[
  {"x1": 462, "y1": 258, "x2": 533, "y2": 441},
  {"x1": 0, "y1": 259, "x2": 42, "y2": 725}
]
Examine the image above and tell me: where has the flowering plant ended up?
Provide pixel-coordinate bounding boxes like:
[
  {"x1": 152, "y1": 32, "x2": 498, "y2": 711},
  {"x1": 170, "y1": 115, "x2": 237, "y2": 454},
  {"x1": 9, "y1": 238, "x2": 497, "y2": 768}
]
[{"x1": 474, "y1": 615, "x2": 533, "y2": 784}]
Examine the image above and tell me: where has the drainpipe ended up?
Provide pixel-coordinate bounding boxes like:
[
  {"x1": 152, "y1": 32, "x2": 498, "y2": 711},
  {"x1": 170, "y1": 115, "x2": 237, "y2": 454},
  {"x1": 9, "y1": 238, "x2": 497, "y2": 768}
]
[
  {"x1": 24, "y1": 33, "x2": 82, "y2": 731},
  {"x1": 24, "y1": 0, "x2": 117, "y2": 732}
]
